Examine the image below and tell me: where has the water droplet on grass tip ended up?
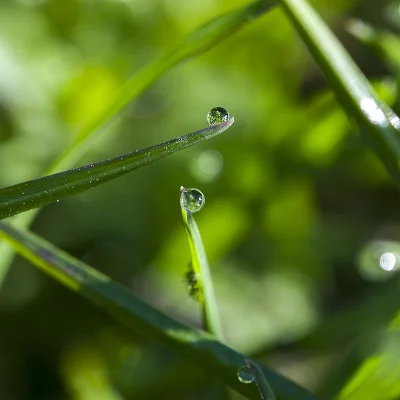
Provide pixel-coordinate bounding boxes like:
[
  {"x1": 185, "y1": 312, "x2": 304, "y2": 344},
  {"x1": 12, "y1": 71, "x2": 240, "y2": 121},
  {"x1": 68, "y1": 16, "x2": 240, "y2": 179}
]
[
  {"x1": 237, "y1": 365, "x2": 255, "y2": 384},
  {"x1": 206, "y1": 107, "x2": 229, "y2": 126},
  {"x1": 180, "y1": 187, "x2": 205, "y2": 213}
]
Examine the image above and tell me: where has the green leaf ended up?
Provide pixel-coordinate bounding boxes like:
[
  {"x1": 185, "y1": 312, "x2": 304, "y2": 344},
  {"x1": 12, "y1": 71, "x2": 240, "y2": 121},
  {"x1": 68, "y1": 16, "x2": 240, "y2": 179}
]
[
  {"x1": 279, "y1": 0, "x2": 400, "y2": 188},
  {"x1": 180, "y1": 188, "x2": 224, "y2": 340},
  {"x1": 0, "y1": 221, "x2": 317, "y2": 400},
  {"x1": 0, "y1": 119, "x2": 233, "y2": 220},
  {"x1": 332, "y1": 318, "x2": 400, "y2": 400}
]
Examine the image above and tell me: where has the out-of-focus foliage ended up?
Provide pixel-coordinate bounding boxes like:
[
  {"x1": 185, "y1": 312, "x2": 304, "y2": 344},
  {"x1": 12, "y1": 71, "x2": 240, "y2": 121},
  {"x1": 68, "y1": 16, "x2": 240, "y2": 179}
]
[{"x1": 1, "y1": 0, "x2": 400, "y2": 399}]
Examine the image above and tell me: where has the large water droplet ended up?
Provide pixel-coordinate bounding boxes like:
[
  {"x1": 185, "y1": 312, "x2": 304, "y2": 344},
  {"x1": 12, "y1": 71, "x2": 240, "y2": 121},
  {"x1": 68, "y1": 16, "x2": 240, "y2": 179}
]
[
  {"x1": 180, "y1": 187, "x2": 205, "y2": 213},
  {"x1": 237, "y1": 365, "x2": 255, "y2": 384},
  {"x1": 206, "y1": 107, "x2": 230, "y2": 126}
]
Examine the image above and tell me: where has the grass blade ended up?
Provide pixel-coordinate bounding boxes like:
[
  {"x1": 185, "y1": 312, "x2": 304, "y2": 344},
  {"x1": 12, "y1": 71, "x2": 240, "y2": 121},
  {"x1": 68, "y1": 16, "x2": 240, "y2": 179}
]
[
  {"x1": 180, "y1": 187, "x2": 224, "y2": 340},
  {"x1": 0, "y1": 221, "x2": 317, "y2": 400},
  {"x1": 279, "y1": 0, "x2": 400, "y2": 188},
  {"x1": 0, "y1": 0, "x2": 277, "y2": 285},
  {"x1": 49, "y1": 0, "x2": 277, "y2": 174},
  {"x1": 0, "y1": 119, "x2": 233, "y2": 220}
]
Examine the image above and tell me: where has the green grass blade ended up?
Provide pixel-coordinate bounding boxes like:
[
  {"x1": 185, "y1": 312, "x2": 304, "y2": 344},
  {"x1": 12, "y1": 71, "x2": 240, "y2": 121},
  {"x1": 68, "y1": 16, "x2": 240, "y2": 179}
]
[
  {"x1": 279, "y1": 0, "x2": 400, "y2": 188},
  {"x1": 246, "y1": 359, "x2": 277, "y2": 400},
  {"x1": 0, "y1": 119, "x2": 233, "y2": 220},
  {"x1": 0, "y1": 221, "x2": 317, "y2": 400},
  {"x1": 45, "y1": 0, "x2": 277, "y2": 175},
  {"x1": 180, "y1": 189, "x2": 224, "y2": 341},
  {"x1": 0, "y1": 0, "x2": 277, "y2": 286}
]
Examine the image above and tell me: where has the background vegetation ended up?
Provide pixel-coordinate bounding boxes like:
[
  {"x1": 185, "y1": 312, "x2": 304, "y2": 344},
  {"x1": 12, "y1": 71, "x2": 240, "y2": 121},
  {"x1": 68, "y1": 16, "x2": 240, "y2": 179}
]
[{"x1": 1, "y1": 0, "x2": 399, "y2": 399}]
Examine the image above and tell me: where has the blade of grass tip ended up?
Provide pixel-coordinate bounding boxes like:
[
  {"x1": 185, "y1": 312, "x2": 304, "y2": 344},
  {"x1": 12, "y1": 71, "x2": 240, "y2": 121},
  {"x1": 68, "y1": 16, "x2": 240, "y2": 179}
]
[
  {"x1": 0, "y1": 119, "x2": 234, "y2": 221},
  {"x1": 180, "y1": 187, "x2": 224, "y2": 341},
  {"x1": 0, "y1": 221, "x2": 317, "y2": 400},
  {"x1": 0, "y1": 0, "x2": 277, "y2": 287},
  {"x1": 278, "y1": 0, "x2": 400, "y2": 189},
  {"x1": 246, "y1": 359, "x2": 277, "y2": 400},
  {"x1": 49, "y1": 0, "x2": 277, "y2": 174}
]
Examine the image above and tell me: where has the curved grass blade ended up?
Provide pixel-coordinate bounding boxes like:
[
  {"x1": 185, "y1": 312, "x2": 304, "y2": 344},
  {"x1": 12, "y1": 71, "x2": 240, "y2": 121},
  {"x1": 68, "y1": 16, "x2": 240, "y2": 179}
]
[
  {"x1": 180, "y1": 188, "x2": 224, "y2": 340},
  {"x1": 0, "y1": 119, "x2": 233, "y2": 220},
  {"x1": 246, "y1": 359, "x2": 277, "y2": 400},
  {"x1": 0, "y1": 221, "x2": 317, "y2": 400},
  {"x1": 279, "y1": 0, "x2": 400, "y2": 188},
  {"x1": 50, "y1": 0, "x2": 277, "y2": 174},
  {"x1": 0, "y1": 0, "x2": 277, "y2": 286}
]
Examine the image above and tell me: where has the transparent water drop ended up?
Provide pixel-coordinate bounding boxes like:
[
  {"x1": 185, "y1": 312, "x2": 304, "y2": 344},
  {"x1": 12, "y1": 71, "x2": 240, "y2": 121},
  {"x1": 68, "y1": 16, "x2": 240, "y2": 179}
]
[
  {"x1": 206, "y1": 107, "x2": 230, "y2": 126},
  {"x1": 237, "y1": 365, "x2": 255, "y2": 384},
  {"x1": 180, "y1": 187, "x2": 205, "y2": 213}
]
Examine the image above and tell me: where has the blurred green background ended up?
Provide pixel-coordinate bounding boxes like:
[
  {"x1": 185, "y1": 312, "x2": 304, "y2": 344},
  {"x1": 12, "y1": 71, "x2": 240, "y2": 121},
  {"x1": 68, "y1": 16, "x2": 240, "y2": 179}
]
[{"x1": 1, "y1": 0, "x2": 400, "y2": 399}]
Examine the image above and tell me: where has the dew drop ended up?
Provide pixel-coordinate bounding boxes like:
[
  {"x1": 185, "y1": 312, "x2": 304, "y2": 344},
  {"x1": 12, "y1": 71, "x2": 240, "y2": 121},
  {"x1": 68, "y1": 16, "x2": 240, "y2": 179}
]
[
  {"x1": 206, "y1": 107, "x2": 230, "y2": 126},
  {"x1": 180, "y1": 187, "x2": 205, "y2": 213},
  {"x1": 237, "y1": 365, "x2": 255, "y2": 384}
]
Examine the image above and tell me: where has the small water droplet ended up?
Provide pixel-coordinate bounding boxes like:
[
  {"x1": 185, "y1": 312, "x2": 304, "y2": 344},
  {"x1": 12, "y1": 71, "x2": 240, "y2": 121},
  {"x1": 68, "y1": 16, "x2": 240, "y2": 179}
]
[
  {"x1": 237, "y1": 365, "x2": 255, "y2": 384},
  {"x1": 206, "y1": 107, "x2": 230, "y2": 126},
  {"x1": 180, "y1": 187, "x2": 205, "y2": 213}
]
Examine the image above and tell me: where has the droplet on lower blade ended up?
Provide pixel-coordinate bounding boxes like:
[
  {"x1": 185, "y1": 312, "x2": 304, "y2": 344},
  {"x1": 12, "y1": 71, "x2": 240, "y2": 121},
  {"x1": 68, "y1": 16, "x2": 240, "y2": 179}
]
[{"x1": 237, "y1": 365, "x2": 255, "y2": 384}]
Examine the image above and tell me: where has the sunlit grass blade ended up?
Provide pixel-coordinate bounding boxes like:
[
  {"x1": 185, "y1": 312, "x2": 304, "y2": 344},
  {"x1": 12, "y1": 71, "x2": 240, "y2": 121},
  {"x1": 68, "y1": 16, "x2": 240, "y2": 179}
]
[
  {"x1": 279, "y1": 0, "x2": 400, "y2": 188},
  {"x1": 316, "y1": 240, "x2": 400, "y2": 399},
  {"x1": 0, "y1": 221, "x2": 317, "y2": 400},
  {"x1": 0, "y1": 119, "x2": 233, "y2": 220},
  {"x1": 50, "y1": 0, "x2": 277, "y2": 174},
  {"x1": 321, "y1": 311, "x2": 400, "y2": 400},
  {"x1": 246, "y1": 359, "x2": 277, "y2": 400},
  {"x1": 180, "y1": 187, "x2": 224, "y2": 340},
  {"x1": 0, "y1": 0, "x2": 277, "y2": 286}
]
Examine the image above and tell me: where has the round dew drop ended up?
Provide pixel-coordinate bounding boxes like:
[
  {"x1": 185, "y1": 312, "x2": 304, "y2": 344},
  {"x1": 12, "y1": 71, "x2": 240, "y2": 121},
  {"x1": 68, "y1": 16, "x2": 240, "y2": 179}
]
[
  {"x1": 206, "y1": 107, "x2": 230, "y2": 126},
  {"x1": 180, "y1": 187, "x2": 205, "y2": 213},
  {"x1": 237, "y1": 365, "x2": 255, "y2": 384}
]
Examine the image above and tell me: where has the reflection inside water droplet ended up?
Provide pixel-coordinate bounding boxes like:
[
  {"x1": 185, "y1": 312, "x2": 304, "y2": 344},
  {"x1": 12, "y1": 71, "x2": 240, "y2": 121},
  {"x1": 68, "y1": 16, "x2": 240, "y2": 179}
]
[
  {"x1": 380, "y1": 252, "x2": 397, "y2": 271},
  {"x1": 237, "y1": 365, "x2": 255, "y2": 384},
  {"x1": 180, "y1": 187, "x2": 205, "y2": 213},
  {"x1": 206, "y1": 107, "x2": 230, "y2": 126}
]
